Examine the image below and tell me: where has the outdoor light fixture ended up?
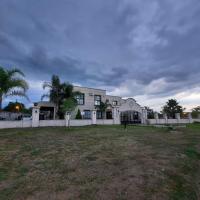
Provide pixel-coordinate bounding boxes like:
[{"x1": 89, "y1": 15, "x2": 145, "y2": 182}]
[{"x1": 15, "y1": 105, "x2": 20, "y2": 111}]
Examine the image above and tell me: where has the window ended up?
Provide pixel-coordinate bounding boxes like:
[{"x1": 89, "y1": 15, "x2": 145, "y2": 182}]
[
  {"x1": 112, "y1": 101, "x2": 118, "y2": 106},
  {"x1": 97, "y1": 111, "x2": 102, "y2": 119},
  {"x1": 94, "y1": 95, "x2": 101, "y2": 106},
  {"x1": 75, "y1": 93, "x2": 84, "y2": 105},
  {"x1": 84, "y1": 110, "x2": 91, "y2": 119}
]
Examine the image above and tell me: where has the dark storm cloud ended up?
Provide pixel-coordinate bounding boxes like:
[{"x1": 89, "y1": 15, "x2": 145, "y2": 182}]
[{"x1": 0, "y1": 0, "x2": 200, "y2": 100}]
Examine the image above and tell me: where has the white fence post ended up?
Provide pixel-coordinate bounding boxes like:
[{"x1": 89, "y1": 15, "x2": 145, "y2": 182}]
[
  {"x1": 163, "y1": 113, "x2": 168, "y2": 124},
  {"x1": 154, "y1": 112, "x2": 159, "y2": 124},
  {"x1": 188, "y1": 113, "x2": 193, "y2": 123},
  {"x1": 32, "y1": 106, "x2": 40, "y2": 127},
  {"x1": 175, "y1": 113, "x2": 180, "y2": 124},
  {"x1": 65, "y1": 112, "x2": 71, "y2": 127},
  {"x1": 141, "y1": 109, "x2": 147, "y2": 124},
  {"x1": 92, "y1": 110, "x2": 97, "y2": 125},
  {"x1": 112, "y1": 107, "x2": 120, "y2": 125}
]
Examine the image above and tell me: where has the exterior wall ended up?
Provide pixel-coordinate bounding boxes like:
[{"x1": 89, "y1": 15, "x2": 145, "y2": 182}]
[
  {"x1": 73, "y1": 86, "x2": 106, "y2": 113},
  {"x1": 105, "y1": 95, "x2": 122, "y2": 106},
  {"x1": 0, "y1": 120, "x2": 32, "y2": 129},
  {"x1": 96, "y1": 119, "x2": 114, "y2": 125},
  {"x1": 119, "y1": 98, "x2": 143, "y2": 113},
  {"x1": 0, "y1": 112, "x2": 24, "y2": 121},
  {"x1": 39, "y1": 120, "x2": 65, "y2": 127},
  {"x1": 70, "y1": 120, "x2": 91, "y2": 126},
  {"x1": 0, "y1": 118, "x2": 199, "y2": 129},
  {"x1": 147, "y1": 118, "x2": 200, "y2": 125}
]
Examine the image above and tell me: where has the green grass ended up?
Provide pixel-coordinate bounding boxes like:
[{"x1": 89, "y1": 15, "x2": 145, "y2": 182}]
[{"x1": 0, "y1": 124, "x2": 200, "y2": 200}]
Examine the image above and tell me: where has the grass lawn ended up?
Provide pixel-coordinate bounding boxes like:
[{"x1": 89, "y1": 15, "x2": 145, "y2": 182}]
[{"x1": 0, "y1": 124, "x2": 200, "y2": 200}]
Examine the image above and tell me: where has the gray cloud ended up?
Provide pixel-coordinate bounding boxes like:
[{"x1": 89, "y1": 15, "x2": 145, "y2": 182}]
[{"x1": 0, "y1": 0, "x2": 200, "y2": 108}]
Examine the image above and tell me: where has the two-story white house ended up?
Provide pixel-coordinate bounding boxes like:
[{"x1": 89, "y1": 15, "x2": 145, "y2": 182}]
[
  {"x1": 35, "y1": 86, "x2": 147, "y2": 124},
  {"x1": 72, "y1": 86, "x2": 147, "y2": 123}
]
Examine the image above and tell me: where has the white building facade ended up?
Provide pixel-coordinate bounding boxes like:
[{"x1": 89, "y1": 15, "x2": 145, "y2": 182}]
[{"x1": 72, "y1": 86, "x2": 147, "y2": 124}]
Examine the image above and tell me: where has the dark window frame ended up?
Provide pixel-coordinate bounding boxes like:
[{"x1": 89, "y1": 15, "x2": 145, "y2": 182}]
[
  {"x1": 75, "y1": 93, "x2": 85, "y2": 105},
  {"x1": 83, "y1": 110, "x2": 91, "y2": 119},
  {"x1": 112, "y1": 101, "x2": 118, "y2": 106},
  {"x1": 94, "y1": 95, "x2": 101, "y2": 106}
]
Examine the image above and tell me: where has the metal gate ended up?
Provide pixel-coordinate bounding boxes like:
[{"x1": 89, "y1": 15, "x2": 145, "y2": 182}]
[{"x1": 120, "y1": 111, "x2": 141, "y2": 124}]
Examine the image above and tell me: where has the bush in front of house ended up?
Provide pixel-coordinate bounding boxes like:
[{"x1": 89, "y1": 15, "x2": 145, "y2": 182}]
[{"x1": 75, "y1": 109, "x2": 82, "y2": 119}]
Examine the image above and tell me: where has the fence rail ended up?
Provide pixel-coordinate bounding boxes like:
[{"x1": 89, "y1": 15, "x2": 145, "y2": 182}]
[{"x1": 0, "y1": 116, "x2": 200, "y2": 129}]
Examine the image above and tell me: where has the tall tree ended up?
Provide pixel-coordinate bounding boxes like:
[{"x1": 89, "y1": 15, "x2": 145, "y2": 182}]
[
  {"x1": 162, "y1": 99, "x2": 184, "y2": 118},
  {"x1": 0, "y1": 66, "x2": 29, "y2": 110},
  {"x1": 3, "y1": 101, "x2": 31, "y2": 114},
  {"x1": 191, "y1": 106, "x2": 200, "y2": 118},
  {"x1": 42, "y1": 75, "x2": 61, "y2": 107},
  {"x1": 144, "y1": 106, "x2": 154, "y2": 119},
  {"x1": 42, "y1": 75, "x2": 79, "y2": 118}
]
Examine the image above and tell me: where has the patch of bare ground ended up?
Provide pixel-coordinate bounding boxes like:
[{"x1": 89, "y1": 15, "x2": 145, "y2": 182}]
[{"x1": 0, "y1": 125, "x2": 200, "y2": 200}]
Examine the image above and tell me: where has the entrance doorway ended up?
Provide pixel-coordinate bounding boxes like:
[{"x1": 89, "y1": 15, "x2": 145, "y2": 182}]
[{"x1": 120, "y1": 111, "x2": 141, "y2": 124}]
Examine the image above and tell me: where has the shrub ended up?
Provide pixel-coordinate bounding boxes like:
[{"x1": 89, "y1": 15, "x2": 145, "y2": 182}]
[{"x1": 75, "y1": 109, "x2": 82, "y2": 119}]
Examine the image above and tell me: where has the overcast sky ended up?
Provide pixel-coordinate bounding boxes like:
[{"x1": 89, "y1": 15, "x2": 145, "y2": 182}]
[{"x1": 0, "y1": 0, "x2": 200, "y2": 111}]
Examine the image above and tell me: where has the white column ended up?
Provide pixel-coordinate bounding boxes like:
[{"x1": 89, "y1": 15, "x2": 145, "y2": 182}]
[
  {"x1": 188, "y1": 113, "x2": 192, "y2": 123},
  {"x1": 163, "y1": 113, "x2": 168, "y2": 124},
  {"x1": 112, "y1": 107, "x2": 120, "y2": 125},
  {"x1": 141, "y1": 109, "x2": 147, "y2": 124},
  {"x1": 32, "y1": 106, "x2": 40, "y2": 127},
  {"x1": 92, "y1": 110, "x2": 97, "y2": 125},
  {"x1": 65, "y1": 112, "x2": 71, "y2": 127},
  {"x1": 53, "y1": 107, "x2": 56, "y2": 120},
  {"x1": 154, "y1": 112, "x2": 159, "y2": 124},
  {"x1": 154, "y1": 112, "x2": 159, "y2": 119},
  {"x1": 175, "y1": 113, "x2": 180, "y2": 123}
]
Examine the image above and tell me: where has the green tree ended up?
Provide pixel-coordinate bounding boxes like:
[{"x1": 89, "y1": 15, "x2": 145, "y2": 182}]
[
  {"x1": 42, "y1": 75, "x2": 80, "y2": 118},
  {"x1": 144, "y1": 106, "x2": 154, "y2": 119},
  {"x1": 61, "y1": 98, "x2": 77, "y2": 114},
  {"x1": 4, "y1": 101, "x2": 25, "y2": 112},
  {"x1": 0, "y1": 67, "x2": 29, "y2": 110},
  {"x1": 95, "y1": 100, "x2": 110, "y2": 119},
  {"x1": 3, "y1": 101, "x2": 31, "y2": 114},
  {"x1": 42, "y1": 75, "x2": 61, "y2": 110},
  {"x1": 75, "y1": 109, "x2": 82, "y2": 119},
  {"x1": 191, "y1": 106, "x2": 200, "y2": 118},
  {"x1": 162, "y1": 99, "x2": 184, "y2": 119}
]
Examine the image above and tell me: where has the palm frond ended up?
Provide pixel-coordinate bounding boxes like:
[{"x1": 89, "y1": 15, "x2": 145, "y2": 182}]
[
  {"x1": 9, "y1": 78, "x2": 29, "y2": 91},
  {"x1": 41, "y1": 93, "x2": 50, "y2": 101},
  {"x1": 42, "y1": 82, "x2": 52, "y2": 90},
  {"x1": 6, "y1": 90, "x2": 30, "y2": 101},
  {"x1": 7, "y1": 68, "x2": 25, "y2": 77}
]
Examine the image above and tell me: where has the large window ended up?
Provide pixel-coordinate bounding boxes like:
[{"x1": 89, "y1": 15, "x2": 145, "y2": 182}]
[
  {"x1": 94, "y1": 95, "x2": 101, "y2": 106},
  {"x1": 112, "y1": 101, "x2": 118, "y2": 106},
  {"x1": 84, "y1": 110, "x2": 91, "y2": 119},
  {"x1": 75, "y1": 93, "x2": 84, "y2": 105}
]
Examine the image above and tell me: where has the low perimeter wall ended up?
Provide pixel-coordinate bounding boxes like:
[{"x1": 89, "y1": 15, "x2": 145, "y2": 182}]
[
  {"x1": 0, "y1": 120, "x2": 32, "y2": 129},
  {"x1": 0, "y1": 119, "x2": 116, "y2": 129},
  {"x1": 0, "y1": 118, "x2": 200, "y2": 129},
  {"x1": 147, "y1": 118, "x2": 200, "y2": 125}
]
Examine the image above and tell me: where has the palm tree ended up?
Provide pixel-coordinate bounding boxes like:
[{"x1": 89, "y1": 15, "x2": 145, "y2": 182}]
[
  {"x1": 95, "y1": 100, "x2": 110, "y2": 119},
  {"x1": 0, "y1": 66, "x2": 29, "y2": 110},
  {"x1": 42, "y1": 75, "x2": 80, "y2": 119},
  {"x1": 41, "y1": 75, "x2": 62, "y2": 110}
]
